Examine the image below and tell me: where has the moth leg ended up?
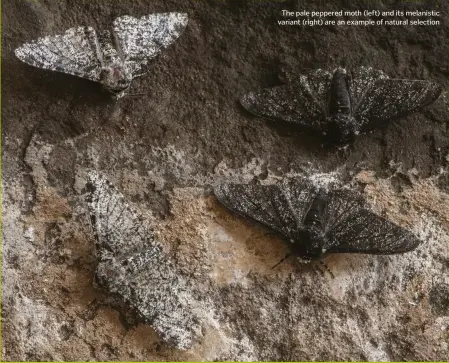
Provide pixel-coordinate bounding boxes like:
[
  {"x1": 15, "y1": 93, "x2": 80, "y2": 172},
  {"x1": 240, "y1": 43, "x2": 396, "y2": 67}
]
[{"x1": 271, "y1": 253, "x2": 291, "y2": 269}]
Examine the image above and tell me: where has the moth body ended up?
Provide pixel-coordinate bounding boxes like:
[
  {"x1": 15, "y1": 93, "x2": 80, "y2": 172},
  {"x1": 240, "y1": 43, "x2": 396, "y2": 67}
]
[
  {"x1": 97, "y1": 29, "x2": 134, "y2": 96},
  {"x1": 99, "y1": 65, "x2": 133, "y2": 97},
  {"x1": 328, "y1": 68, "x2": 351, "y2": 117},
  {"x1": 326, "y1": 68, "x2": 357, "y2": 142},
  {"x1": 290, "y1": 189, "x2": 330, "y2": 260}
]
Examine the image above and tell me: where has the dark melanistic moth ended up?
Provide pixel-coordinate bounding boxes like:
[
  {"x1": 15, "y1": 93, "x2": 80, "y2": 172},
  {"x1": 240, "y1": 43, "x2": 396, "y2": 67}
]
[
  {"x1": 240, "y1": 67, "x2": 442, "y2": 143},
  {"x1": 214, "y1": 178, "x2": 421, "y2": 261},
  {"x1": 85, "y1": 171, "x2": 200, "y2": 349},
  {"x1": 14, "y1": 13, "x2": 188, "y2": 98}
]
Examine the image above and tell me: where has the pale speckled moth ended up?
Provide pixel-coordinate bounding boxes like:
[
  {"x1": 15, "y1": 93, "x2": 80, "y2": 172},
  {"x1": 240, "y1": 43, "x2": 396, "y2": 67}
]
[
  {"x1": 214, "y1": 178, "x2": 421, "y2": 261},
  {"x1": 15, "y1": 13, "x2": 188, "y2": 98},
  {"x1": 85, "y1": 171, "x2": 201, "y2": 349},
  {"x1": 241, "y1": 67, "x2": 441, "y2": 143}
]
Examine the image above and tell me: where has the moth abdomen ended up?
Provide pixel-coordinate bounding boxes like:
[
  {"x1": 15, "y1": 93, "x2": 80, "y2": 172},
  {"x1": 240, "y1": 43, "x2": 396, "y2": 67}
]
[{"x1": 329, "y1": 68, "x2": 352, "y2": 117}]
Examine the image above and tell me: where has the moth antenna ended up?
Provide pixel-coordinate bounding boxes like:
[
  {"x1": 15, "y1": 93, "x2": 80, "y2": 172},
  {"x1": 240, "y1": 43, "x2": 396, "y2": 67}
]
[
  {"x1": 318, "y1": 260, "x2": 335, "y2": 279},
  {"x1": 271, "y1": 253, "x2": 291, "y2": 269}
]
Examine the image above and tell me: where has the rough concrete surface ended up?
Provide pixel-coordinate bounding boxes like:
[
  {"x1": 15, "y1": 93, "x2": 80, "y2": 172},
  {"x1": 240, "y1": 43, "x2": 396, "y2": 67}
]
[{"x1": 2, "y1": 0, "x2": 448, "y2": 361}]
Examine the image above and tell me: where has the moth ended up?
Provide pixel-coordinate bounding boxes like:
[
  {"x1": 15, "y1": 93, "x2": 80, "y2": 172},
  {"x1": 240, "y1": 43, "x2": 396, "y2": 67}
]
[
  {"x1": 85, "y1": 171, "x2": 200, "y2": 349},
  {"x1": 15, "y1": 13, "x2": 188, "y2": 97},
  {"x1": 214, "y1": 178, "x2": 421, "y2": 262},
  {"x1": 241, "y1": 67, "x2": 442, "y2": 143}
]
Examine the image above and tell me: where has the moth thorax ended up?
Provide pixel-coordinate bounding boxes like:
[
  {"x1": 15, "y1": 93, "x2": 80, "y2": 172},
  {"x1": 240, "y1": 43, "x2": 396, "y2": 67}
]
[
  {"x1": 291, "y1": 229, "x2": 325, "y2": 260},
  {"x1": 100, "y1": 65, "x2": 133, "y2": 94},
  {"x1": 329, "y1": 69, "x2": 351, "y2": 117}
]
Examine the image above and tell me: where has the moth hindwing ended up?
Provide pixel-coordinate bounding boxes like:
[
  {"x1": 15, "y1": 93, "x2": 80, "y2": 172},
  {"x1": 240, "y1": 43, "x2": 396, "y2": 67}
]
[
  {"x1": 214, "y1": 178, "x2": 421, "y2": 261},
  {"x1": 85, "y1": 171, "x2": 200, "y2": 349},
  {"x1": 15, "y1": 13, "x2": 188, "y2": 97},
  {"x1": 241, "y1": 67, "x2": 442, "y2": 143}
]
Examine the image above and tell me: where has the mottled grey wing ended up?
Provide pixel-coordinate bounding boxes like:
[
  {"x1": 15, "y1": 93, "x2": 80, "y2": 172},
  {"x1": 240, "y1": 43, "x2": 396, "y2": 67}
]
[
  {"x1": 321, "y1": 189, "x2": 421, "y2": 254},
  {"x1": 85, "y1": 171, "x2": 199, "y2": 349},
  {"x1": 15, "y1": 26, "x2": 102, "y2": 82},
  {"x1": 85, "y1": 171, "x2": 155, "y2": 259},
  {"x1": 113, "y1": 13, "x2": 188, "y2": 76},
  {"x1": 354, "y1": 78, "x2": 442, "y2": 131},
  {"x1": 214, "y1": 181, "x2": 316, "y2": 243},
  {"x1": 240, "y1": 69, "x2": 333, "y2": 133}
]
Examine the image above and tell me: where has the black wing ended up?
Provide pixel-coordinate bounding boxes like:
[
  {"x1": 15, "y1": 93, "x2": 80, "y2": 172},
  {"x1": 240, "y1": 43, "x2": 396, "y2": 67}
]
[
  {"x1": 240, "y1": 69, "x2": 333, "y2": 133},
  {"x1": 85, "y1": 171, "x2": 199, "y2": 349},
  {"x1": 214, "y1": 179, "x2": 316, "y2": 243},
  {"x1": 347, "y1": 67, "x2": 389, "y2": 112},
  {"x1": 321, "y1": 189, "x2": 421, "y2": 254},
  {"x1": 15, "y1": 27, "x2": 102, "y2": 82},
  {"x1": 354, "y1": 77, "x2": 442, "y2": 132}
]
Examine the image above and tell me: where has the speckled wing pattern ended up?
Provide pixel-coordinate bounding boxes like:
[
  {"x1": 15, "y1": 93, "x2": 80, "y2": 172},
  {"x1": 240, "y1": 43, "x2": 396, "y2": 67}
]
[
  {"x1": 240, "y1": 69, "x2": 333, "y2": 132},
  {"x1": 353, "y1": 78, "x2": 442, "y2": 131},
  {"x1": 346, "y1": 67, "x2": 388, "y2": 111},
  {"x1": 321, "y1": 189, "x2": 421, "y2": 254},
  {"x1": 214, "y1": 179, "x2": 317, "y2": 243},
  {"x1": 113, "y1": 13, "x2": 188, "y2": 76},
  {"x1": 14, "y1": 26, "x2": 102, "y2": 81},
  {"x1": 85, "y1": 171, "x2": 200, "y2": 350},
  {"x1": 215, "y1": 179, "x2": 421, "y2": 257}
]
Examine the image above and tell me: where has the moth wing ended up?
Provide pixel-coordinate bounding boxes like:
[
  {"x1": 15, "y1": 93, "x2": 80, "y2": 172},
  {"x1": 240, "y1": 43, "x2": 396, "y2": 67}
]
[
  {"x1": 353, "y1": 78, "x2": 442, "y2": 132},
  {"x1": 95, "y1": 250, "x2": 199, "y2": 350},
  {"x1": 85, "y1": 171, "x2": 199, "y2": 349},
  {"x1": 301, "y1": 68, "x2": 334, "y2": 114},
  {"x1": 240, "y1": 69, "x2": 333, "y2": 132},
  {"x1": 214, "y1": 181, "x2": 315, "y2": 243},
  {"x1": 113, "y1": 13, "x2": 188, "y2": 76},
  {"x1": 322, "y1": 189, "x2": 421, "y2": 254},
  {"x1": 279, "y1": 178, "x2": 318, "y2": 224},
  {"x1": 15, "y1": 26, "x2": 102, "y2": 82},
  {"x1": 348, "y1": 67, "x2": 389, "y2": 111},
  {"x1": 85, "y1": 171, "x2": 157, "y2": 259}
]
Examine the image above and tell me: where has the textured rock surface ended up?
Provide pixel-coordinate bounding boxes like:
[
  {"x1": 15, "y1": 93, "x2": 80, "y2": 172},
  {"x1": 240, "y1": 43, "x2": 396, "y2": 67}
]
[{"x1": 3, "y1": 0, "x2": 448, "y2": 361}]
